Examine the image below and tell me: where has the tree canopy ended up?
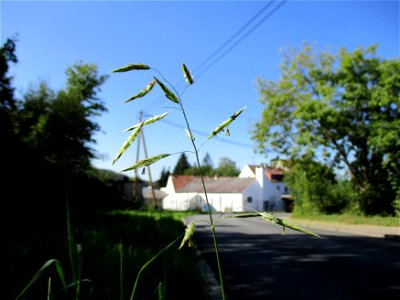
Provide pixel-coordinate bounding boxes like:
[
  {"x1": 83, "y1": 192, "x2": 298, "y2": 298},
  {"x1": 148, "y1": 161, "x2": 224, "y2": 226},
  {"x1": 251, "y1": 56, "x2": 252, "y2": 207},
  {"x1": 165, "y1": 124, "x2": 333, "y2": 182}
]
[
  {"x1": 0, "y1": 38, "x2": 126, "y2": 234},
  {"x1": 252, "y1": 44, "x2": 400, "y2": 215},
  {"x1": 16, "y1": 62, "x2": 108, "y2": 172},
  {"x1": 173, "y1": 153, "x2": 191, "y2": 175}
]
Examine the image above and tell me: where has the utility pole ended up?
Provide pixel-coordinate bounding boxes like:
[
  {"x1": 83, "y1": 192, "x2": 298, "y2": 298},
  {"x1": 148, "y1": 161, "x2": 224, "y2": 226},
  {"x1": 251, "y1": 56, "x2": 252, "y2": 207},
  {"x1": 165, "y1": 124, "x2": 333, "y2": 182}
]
[{"x1": 137, "y1": 111, "x2": 157, "y2": 209}]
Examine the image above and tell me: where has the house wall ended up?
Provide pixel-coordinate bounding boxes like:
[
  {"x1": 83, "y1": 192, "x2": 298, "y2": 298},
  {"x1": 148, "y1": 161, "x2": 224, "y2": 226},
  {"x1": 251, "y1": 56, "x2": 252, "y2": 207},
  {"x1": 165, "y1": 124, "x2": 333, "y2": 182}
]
[
  {"x1": 242, "y1": 180, "x2": 262, "y2": 211},
  {"x1": 162, "y1": 193, "x2": 204, "y2": 211},
  {"x1": 262, "y1": 179, "x2": 284, "y2": 211},
  {"x1": 162, "y1": 192, "x2": 248, "y2": 212},
  {"x1": 254, "y1": 165, "x2": 287, "y2": 211},
  {"x1": 162, "y1": 165, "x2": 291, "y2": 212},
  {"x1": 206, "y1": 193, "x2": 244, "y2": 212}
]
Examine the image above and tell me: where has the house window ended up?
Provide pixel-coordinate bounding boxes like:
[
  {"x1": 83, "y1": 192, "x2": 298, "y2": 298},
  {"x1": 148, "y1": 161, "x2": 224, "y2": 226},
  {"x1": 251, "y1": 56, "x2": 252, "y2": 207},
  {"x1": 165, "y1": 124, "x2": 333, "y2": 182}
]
[
  {"x1": 277, "y1": 186, "x2": 280, "y2": 190},
  {"x1": 284, "y1": 186, "x2": 289, "y2": 193},
  {"x1": 247, "y1": 197, "x2": 252, "y2": 203}
]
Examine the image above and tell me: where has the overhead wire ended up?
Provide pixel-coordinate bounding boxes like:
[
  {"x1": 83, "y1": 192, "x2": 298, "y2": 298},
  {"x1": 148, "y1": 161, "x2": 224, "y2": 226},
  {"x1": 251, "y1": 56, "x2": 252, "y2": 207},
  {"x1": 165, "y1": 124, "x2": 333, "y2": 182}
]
[
  {"x1": 143, "y1": 113, "x2": 254, "y2": 149},
  {"x1": 194, "y1": 0, "x2": 287, "y2": 79},
  {"x1": 142, "y1": 0, "x2": 286, "y2": 113}
]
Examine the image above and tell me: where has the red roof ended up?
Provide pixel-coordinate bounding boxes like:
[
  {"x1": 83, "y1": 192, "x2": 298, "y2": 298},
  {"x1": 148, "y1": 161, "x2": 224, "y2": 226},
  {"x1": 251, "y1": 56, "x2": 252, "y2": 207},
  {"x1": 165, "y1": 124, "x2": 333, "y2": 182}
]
[
  {"x1": 265, "y1": 168, "x2": 285, "y2": 182},
  {"x1": 171, "y1": 175, "x2": 254, "y2": 193}
]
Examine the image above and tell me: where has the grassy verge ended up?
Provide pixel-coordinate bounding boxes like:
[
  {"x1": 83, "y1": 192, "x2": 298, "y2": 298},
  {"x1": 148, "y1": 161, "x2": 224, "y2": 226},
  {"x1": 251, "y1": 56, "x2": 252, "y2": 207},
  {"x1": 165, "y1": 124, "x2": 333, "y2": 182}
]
[
  {"x1": 7, "y1": 210, "x2": 207, "y2": 300},
  {"x1": 291, "y1": 212, "x2": 399, "y2": 227}
]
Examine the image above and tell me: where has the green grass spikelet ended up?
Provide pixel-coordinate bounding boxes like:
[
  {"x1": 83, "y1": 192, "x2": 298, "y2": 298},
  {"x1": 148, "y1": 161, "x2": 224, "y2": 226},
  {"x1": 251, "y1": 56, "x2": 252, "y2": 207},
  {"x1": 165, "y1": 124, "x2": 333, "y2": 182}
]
[{"x1": 112, "y1": 64, "x2": 150, "y2": 73}]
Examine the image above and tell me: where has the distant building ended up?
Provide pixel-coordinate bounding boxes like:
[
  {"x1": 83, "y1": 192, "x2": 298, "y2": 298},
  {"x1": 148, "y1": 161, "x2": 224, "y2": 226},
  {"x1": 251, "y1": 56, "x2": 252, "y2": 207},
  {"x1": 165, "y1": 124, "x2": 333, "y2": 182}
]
[{"x1": 161, "y1": 164, "x2": 292, "y2": 212}]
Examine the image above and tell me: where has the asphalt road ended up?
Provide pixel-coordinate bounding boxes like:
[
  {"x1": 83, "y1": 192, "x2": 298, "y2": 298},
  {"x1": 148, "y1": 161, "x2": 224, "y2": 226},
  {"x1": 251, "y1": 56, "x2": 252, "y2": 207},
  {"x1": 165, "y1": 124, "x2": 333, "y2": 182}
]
[{"x1": 185, "y1": 214, "x2": 400, "y2": 300}]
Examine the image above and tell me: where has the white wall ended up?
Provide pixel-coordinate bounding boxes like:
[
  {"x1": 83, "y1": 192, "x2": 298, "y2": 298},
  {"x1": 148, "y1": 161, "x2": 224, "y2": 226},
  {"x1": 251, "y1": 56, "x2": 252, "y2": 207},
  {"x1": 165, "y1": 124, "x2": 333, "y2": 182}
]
[
  {"x1": 162, "y1": 193, "x2": 205, "y2": 211},
  {"x1": 242, "y1": 180, "x2": 262, "y2": 211},
  {"x1": 162, "y1": 168, "x2": 290, "y2": 212},
  {"x1": 239, "y1": 165, "x2": 255, "y2": 178},
  {"x1": 162, "y1": 191, "x2": 250, "y2": 212}
]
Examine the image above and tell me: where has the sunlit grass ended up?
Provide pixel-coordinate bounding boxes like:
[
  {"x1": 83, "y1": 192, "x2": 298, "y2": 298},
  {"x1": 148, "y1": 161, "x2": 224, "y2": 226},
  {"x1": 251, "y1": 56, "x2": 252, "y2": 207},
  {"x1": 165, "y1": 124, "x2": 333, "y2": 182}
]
[
  {"x1": 291, "y1": 212, "x2": 399, "y2": 227},
  {"x1": 9, "y1": 210, "x2": 206, "y2": 300},
  {"x1": 109, "y1": 209, "x2": 198, "y2": 222}
]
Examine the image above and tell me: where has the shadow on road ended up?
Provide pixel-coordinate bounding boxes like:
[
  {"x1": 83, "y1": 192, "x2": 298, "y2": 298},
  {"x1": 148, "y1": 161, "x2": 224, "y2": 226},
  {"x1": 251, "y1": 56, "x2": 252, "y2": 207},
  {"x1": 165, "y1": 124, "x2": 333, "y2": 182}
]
[{"x1": 195, "y1": 229, "x2": 400, "y2": 300}]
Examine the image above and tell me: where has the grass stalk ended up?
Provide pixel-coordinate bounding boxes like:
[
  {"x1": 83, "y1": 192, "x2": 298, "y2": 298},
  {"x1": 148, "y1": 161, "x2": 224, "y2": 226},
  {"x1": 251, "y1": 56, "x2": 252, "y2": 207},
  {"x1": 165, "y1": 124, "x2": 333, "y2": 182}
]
[
  {"x1": 130, "y1": 234, "x2": 183, "y2": 300},
  {"x1": 171, "y1": 82, "x2": 226, "y2": 299},
  {"x1": 153, "y1": 67, "x2": 226, "y2": 299},
  {"x1": 119, "y1": 242, "x2": 124, "y2": 300},
  {"x1": 65, "y1": 176, "x2": 80, "y2": 300}
]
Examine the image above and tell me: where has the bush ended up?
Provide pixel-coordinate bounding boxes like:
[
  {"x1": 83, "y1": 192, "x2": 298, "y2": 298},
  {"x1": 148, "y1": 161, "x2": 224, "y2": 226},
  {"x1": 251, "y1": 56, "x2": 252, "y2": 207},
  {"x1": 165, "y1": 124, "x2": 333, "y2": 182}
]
[{"x1": 285, "y1": 159, "x2": 356, "y2": 215}]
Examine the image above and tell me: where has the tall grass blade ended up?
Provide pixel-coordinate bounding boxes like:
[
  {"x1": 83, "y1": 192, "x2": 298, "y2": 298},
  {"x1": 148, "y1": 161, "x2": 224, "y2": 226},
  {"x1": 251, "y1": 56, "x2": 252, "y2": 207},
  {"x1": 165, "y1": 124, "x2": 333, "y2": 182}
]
[
  {"x1": 112, "y1": 122, "x2": 144, "y2": 164},
  {"x1": 124, "y1": 81, "x2": 155, "y2": 103},
  {"x1": 47, "y1": 277, "x2": 52, "y2": 300},
  {"x1": 15, "y1": 259, "x2": 67, "y2": 300},
  {"x1": 119, "y1": 242, "x2": 124, "y2": 300},
  {"x1": 130, "y1": 235, "x2": 182, "y2": 300},
  {"x1": 207, "y1": 106, "x2": 246, "y2": 140},
  {"x1": 153, "y1": 76, "x2": 180, "y2": 103},
  {"x1": 112, "y1": 64, "x2": 150, "y2": 72},
  {"x1": 120, "y1": 153, "x2": 171, "y2": 172},
  {"x1": 124, "y1": 112, "x2": 169, "y2": 132}
]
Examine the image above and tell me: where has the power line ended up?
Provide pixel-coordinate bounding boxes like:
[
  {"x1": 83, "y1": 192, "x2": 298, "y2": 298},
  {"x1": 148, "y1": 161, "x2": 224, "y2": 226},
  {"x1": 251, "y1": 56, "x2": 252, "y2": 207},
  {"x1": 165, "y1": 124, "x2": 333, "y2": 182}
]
[
  {"x1": 191, "y1": 1, "x2": 276, "y2": 77},
  {"x1": 143, "y1": 113, "x2": 254, "y2": 149},
  {"x1": 194, "y1": 0, "x2": 287, "y2": 79},
  {"x1": 142, "y1": 1, "x2": 286, "y2": 113}
]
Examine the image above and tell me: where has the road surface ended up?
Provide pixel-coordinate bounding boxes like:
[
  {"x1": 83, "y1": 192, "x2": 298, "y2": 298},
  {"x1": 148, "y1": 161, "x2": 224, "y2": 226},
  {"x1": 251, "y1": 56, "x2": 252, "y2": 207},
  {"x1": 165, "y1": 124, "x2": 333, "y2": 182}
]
[{"x1": 185, "y1": 214, "x2": 400, "y2": 300}]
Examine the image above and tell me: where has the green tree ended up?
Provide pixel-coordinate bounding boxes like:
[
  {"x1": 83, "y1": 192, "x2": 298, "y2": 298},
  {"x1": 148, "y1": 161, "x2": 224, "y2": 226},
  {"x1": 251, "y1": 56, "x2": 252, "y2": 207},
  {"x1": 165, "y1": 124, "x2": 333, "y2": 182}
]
[
  {"x1": 0, "y1": 38, "x2": 19, "y2": 167},
  {"x1": 252, "y1": 44, "x2": 400, "y2": 215},
  {"x1": 16, "y1": 62, "x2": 108, "y2": 172},
  {"x1": 158, "y1": 166, "x2": 171, "y2": 187},
  {"x1": 202, "y1": 152, "x2": 214, "y2": 169},
  {"x1": 173, "y1": 152, "x2": 191, "y2": 175},
  {"x1": 215, "y1": 157, "x2": 240, "y2": 176},
  {"x1": 184, "y1": 153, "x2": 214, "y2": 176},
  {"x1": 284, "y1": 156, "x2": 355, "y2": 215},
  {"x1": 0, "y1": 37, "x2": 17, "y2": 111}
]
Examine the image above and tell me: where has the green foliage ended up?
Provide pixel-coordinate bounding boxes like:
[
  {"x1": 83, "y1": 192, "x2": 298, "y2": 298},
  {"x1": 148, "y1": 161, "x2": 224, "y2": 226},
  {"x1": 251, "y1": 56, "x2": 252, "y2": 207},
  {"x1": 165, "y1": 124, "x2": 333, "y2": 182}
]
[
  {"x1": 16, "y1": 62, "x2": 108, "y2": 172},
  {"x1": 180, "y1": 154, "x2": 239, "y2": 177},
  {"x1": 215, "y1": 157, "x2": 240, "y2": 176},
  {"x1": 173, "y1": 152, "x2": 191, "y2": 175},
  {"x1": 158, "y1": 167, "x2": 171, "y2": 187},
  {"x1": 8, "y1": 212, "x2": 206, "y2": 300},
  {"x1": 0, "y1": 37, "x2": 18, "y2": 110},
  {"x1": 291, "y1": 212, "x2": 400, "y2": 227},
  {"x1": 284, "y1": 157, "x2": 357, "y2": 215},
  {"x1": 0, "y1": 39, "x2": 128, "y2": 246},
  {"x1": 253, "y1": 43, "x2": 400, "y2": 215},
  {"x1": 15, "y1": 259, "x2": 67, "y2": 300}
]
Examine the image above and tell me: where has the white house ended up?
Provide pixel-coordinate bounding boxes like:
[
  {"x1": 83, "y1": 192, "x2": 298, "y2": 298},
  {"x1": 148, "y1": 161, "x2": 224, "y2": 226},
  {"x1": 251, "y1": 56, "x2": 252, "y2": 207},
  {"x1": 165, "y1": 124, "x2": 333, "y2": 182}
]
[{"x1": 161, "y1": 164, "x2": 291, "y2": 212}]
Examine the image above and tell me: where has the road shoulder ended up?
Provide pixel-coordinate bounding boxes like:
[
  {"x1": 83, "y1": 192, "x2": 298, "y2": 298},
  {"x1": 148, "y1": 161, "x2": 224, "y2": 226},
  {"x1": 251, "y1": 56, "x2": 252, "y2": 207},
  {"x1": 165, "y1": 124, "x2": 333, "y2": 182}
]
[{"x1": 285, "y1": 216, "x2": 400, "y2": 240}]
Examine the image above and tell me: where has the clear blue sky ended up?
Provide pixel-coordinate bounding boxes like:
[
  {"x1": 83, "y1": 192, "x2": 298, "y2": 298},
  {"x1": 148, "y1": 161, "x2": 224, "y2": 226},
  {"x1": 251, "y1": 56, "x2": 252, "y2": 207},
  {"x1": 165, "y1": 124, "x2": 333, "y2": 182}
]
[{"x1": 1, "y1": 0, "x2": 399, "y2": 181}]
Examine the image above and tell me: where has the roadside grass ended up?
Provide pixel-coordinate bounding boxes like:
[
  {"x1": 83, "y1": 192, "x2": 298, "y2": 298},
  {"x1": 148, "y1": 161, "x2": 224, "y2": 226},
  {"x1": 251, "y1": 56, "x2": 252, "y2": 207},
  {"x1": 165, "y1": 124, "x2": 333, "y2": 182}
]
[
  {"x1": 8, "y1": 210, "x2": 207, "y2": 300},
  {"x1": 291, "y1": 211, "x2": 399, "y2": 227},
  {"x1": 111, "y1": 209, "x2": 198, "y2": 221}
]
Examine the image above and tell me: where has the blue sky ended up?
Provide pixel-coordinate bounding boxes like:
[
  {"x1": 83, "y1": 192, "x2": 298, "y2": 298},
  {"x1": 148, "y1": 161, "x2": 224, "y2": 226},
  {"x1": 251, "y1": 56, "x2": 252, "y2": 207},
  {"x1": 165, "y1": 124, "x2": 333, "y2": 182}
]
[{"x1": 1, "y1": 0, "x2": 399, "y2": 181}]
